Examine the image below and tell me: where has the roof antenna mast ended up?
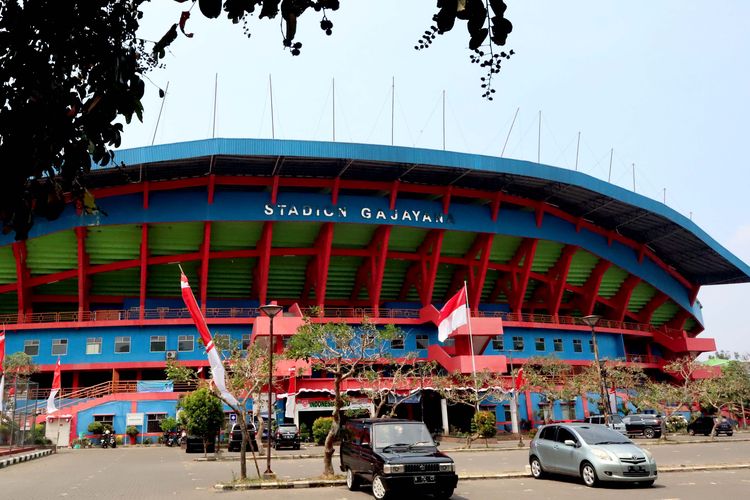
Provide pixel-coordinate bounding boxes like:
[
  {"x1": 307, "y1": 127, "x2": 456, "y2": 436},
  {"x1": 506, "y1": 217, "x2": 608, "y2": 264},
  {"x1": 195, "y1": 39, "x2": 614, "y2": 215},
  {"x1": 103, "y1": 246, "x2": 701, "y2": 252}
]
[
  {"x1": 212, "y1": 73, "x2": 218, "y2": 139},
  {"x1": 269, "y1": 74, "x2": 275, "y2": 139},
  {"x1": 500, "y1": 107, "x2": 519, "y2": 158},
  {"x1": 151, "y1": 81, "x2": 169, "y2": 146},
  {"x1": 391, "y1": 77, "x2": 395, "y2": 146}
]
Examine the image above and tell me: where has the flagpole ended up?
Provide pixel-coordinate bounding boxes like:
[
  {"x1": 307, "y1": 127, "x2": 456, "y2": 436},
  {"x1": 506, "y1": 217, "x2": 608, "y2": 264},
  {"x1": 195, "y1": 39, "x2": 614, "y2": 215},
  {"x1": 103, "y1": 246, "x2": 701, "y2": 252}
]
[
  {"x1": 55, "y1": 357, "x2": 61, "y2": 452},
  {"x1": 463, "y1": 281, "x2": 478, "y2": 410}
]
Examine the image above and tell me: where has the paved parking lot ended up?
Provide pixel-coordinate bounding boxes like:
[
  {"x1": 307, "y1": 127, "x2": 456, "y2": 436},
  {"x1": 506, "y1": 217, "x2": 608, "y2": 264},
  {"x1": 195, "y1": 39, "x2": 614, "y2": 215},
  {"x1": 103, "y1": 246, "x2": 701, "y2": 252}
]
[{"x1": 1, "y1": 439, "x2": 749, "y2": 499}]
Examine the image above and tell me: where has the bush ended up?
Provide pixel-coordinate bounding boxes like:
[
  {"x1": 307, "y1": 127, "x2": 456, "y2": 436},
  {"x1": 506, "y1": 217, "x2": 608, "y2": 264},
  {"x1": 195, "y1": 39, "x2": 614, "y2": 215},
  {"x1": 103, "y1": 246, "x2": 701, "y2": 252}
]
[
  {"x1": 299, "y1": 422, "x2": 311, "y2": 442},
  {"x1": 666, "y1": 415, "x2": 687, "y2": 433},
  {"x1": 312, "y1": 417, "x2": 334, "y2": 445},
  {"x1": 473, "y1": 411, "x2": 497, "y2": 439},
  {"x1": 126, "y1": 425, "x2": 139, "y2": 444},
  {"x1": 116, "y1": 436, "x2": 123, "y2": 446},
  {"x1": 160, "y1": 416, "x2": 178, "y2": 433},
  {"x1": 528, "y1": 428, "x2": 538, "y2": 440},
  {"x1": 87, "y1": 421, "x2": 104, "y2": 435},
  {"x1": 144, "y1": 438, "x2": 152, "y2": 446}
]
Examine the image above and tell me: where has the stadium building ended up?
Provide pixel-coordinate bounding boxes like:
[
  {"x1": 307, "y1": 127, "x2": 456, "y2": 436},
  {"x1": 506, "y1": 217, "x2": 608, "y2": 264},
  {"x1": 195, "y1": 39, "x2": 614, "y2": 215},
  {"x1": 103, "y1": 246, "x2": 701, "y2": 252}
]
[{"x1": 1, "y1": 138, "x2": 749, "y2": 444}]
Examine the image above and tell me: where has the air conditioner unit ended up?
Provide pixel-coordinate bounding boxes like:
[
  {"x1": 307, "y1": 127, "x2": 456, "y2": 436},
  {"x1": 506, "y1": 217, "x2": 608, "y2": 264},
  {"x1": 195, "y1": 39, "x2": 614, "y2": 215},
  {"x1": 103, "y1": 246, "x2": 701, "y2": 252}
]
[{"x1": 165, "y1": 350, "x2": 177, "y2": 360}]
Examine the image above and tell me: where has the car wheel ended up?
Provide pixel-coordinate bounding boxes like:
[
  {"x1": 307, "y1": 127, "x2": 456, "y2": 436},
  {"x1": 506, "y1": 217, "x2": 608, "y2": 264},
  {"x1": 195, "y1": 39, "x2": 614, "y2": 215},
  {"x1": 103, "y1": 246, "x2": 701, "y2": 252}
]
[
  {"x1": 643, "y1": 427, "x2": 656, "y2": 439},
  {"x1": 530, "y1": 456, "x2": 545, "y2": 479},
  {"x1": 640, "y1": 480, "x2": 655, "y2": 487},
  {"x1": 581, "y1": 462, "x2": 599, "y2": 488},
  {"x1": 372, "y1": 474, "x2": 389, "y2": 500},
  {"x1": 727, "y1": 432, "x2": 733, "y2": 437},
  {"x1": 345, "y1": 468, "x2": 360, "y2": 491}
]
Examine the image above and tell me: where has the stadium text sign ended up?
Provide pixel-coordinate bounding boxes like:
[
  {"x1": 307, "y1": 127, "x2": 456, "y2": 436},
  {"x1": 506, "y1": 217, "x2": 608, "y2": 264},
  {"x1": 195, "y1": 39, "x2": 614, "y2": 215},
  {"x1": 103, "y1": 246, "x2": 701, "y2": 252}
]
[{"x1": 263, "y1": 203, "x2": 454, "y2": 225}]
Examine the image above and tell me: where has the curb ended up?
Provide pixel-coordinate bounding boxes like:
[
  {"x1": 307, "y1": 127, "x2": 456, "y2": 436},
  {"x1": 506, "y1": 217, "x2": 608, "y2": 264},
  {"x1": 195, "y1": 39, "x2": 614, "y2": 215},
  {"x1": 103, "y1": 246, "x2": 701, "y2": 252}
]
[
  {"x1": 201, "y1": 436, "x2": 750, "y2": 461},
  {"x1": 0, "y1": 449, "x2": 54, "y2": 469},
  {"x1": 213, "y1": 462, "x2": 750, "y2": 490}
]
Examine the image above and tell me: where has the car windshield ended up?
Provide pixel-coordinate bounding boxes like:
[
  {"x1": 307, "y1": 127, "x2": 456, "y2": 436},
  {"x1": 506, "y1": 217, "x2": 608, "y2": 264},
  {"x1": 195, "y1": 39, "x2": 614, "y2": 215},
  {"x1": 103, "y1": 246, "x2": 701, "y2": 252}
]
[
  {"x1": 574, "y1": 425, "x2": 632, "y2": 445},
  {"x1": 610, "y1": 415, "x2": 623, "y2": 424},
  {"x1": 373, "y1": 422, "x2": 435, "y2": 449}
]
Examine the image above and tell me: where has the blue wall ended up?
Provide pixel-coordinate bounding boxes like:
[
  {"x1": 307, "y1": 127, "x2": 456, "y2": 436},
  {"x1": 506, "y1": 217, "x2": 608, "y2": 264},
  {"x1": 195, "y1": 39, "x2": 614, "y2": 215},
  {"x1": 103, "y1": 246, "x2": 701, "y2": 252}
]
[{"x1": 483, "y1": 328, "x2": 625, "y2": 361}]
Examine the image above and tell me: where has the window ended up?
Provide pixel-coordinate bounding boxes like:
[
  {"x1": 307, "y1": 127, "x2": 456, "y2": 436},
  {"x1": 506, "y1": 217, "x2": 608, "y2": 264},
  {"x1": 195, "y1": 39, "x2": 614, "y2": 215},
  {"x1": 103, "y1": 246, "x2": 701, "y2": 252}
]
[
  {"x1": 214, "y1": 334, "x2": 230, "y2": 350},
  {"x1": 416, "y1": 334, "x2": 429, "y2": 350},
  {"x1": 24, "y1": 339, "x2": 40, "y2": 356},
  {"x1": 589, "y1": 339, "x2": 595, "y2": 353},
  {"x1": 242, "y1": 334, "x2": 251, "y2": 350},
  {"x1": 147, "y1": 413, "x2": 167, "y2": 433},
  {"x1": 491, "y1": 335, "x2": 504, "y2": 351},
  {"x1": 553, "y1": 338, "x2": 563, "y2": 352},
  {"x1": 51, "y1": 339, "x2": 68, "y2": 356},
  {"x1": 391, "y1": 335, "x2": 405, "y2": 350},
  {"x1": 114, "y1": 336, "x2": 131, "y2": 354},
  {"x1": 512, "y1": 336, "x2": 524, "y2": 351},
  {"x1": 573, "y1": 339, "x2": 582, "y2": 353},
  {"x1": 150, "y1": 335, "x2": 166, "y2": 352},
  {"x1": 94, "y1": 414, "x2": 114, "y2": 430},
  {"x1": 178, "y1": 335, "x2": 194, "y2": 352},
  {"x1": 442, "y1": 337, "x2": 455, "y2": 347},
  {"x1": 86, "y1": 337, "x2": 102, "y2": 355},
  {"x1": 555, "y1": 427, "x2": 577, "y2": 444},
  {"x1": 535, "y1": 337, "x2": 545, "y2": 351},
  {"x1": 538, "y1": 426, "x2": 556, "y2": 441}
]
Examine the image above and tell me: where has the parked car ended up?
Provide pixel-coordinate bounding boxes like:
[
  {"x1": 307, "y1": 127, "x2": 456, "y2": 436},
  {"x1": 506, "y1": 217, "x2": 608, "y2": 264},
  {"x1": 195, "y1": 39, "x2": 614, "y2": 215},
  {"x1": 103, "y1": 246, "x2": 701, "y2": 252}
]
[
  {"x1": 529, "y1": 423, "x2": 657, "y2": 487},
  {"x1": 687, "y1": 416, "x2": 733, "y2": 437},
  {"x1": 273, "y1": 424, "x2": 301, "y2": 450},
  {"x1": 227, "y1": 423, "x2": 259, "y2": 452},
  {"x1": 583, "y1": 414, "x2": 627, "y2": 434},
  {"x1": 340, "y1": 418, "x2": 458, "y2": 500},
  {"x1": 621, "y1": 414, "x2": 663, "y2": 439}
]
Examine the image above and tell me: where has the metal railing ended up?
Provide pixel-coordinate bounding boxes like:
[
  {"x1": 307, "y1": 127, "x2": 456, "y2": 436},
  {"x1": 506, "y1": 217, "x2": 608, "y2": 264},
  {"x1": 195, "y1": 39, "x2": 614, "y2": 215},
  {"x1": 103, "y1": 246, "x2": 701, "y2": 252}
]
[{"x1": 0, "y1": 306, "x2": 681, "y2": 337}]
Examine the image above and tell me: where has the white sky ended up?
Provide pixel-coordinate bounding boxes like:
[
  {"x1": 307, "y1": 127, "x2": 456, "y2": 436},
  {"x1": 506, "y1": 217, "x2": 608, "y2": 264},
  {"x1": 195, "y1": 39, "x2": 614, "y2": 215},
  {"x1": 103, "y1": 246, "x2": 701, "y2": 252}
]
[{"x1": 119, "y1": 1, "x2": 750, "y2": 355}]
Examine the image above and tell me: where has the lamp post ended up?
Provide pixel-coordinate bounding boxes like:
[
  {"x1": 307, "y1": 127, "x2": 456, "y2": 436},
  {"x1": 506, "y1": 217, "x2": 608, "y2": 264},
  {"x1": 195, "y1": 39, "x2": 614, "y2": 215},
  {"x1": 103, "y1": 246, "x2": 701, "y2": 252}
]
[
  {"x1": 259, "y1": 303, "x2": 283, "y2": 479},
  {"x1": 581, "y1": 315, "x2": 609, "y2": 424}
]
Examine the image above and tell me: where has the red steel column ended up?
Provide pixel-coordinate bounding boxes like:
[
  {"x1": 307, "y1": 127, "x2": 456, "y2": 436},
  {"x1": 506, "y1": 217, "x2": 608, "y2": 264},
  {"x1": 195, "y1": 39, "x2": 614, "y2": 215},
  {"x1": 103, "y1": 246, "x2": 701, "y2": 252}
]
[
  {"x1": 12, "y1": 241, "x2": 31, "y2": 320},
  {"x1": 139, "y1": 224, "x2": 149, "y2": 320}
]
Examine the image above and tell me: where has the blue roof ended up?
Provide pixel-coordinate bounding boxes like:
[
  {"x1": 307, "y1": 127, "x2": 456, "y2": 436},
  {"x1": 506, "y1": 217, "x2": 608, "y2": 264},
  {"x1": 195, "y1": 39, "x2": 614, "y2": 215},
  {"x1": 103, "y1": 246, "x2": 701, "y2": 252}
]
[{"x1": 108, "y1": 138, "x2": 750, "y2": 286}]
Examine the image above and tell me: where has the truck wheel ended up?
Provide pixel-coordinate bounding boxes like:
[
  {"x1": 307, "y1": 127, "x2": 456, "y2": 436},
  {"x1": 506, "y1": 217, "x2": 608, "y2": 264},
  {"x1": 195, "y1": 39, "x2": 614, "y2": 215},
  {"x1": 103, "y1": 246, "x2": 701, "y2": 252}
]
[
  {"x1": 372, "y1": 474, "x2": 389, "y2": 500},
  {"x1": 345, "y1": 468, "x2": 360, "y2": 491}
]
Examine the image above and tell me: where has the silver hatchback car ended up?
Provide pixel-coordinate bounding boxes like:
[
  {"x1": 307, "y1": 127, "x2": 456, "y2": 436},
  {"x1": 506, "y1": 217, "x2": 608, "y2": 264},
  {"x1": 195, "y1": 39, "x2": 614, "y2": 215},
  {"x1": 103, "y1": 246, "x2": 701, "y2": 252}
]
[{"x1": 529, "y1": 423, "x2": 657, "y2": 487}]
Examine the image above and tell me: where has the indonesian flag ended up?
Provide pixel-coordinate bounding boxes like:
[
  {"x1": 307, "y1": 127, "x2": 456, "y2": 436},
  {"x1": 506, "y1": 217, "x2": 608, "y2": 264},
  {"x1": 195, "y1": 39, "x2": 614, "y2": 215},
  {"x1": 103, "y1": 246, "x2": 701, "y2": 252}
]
[
  {"x1": 514, "y1": 367, "x2": 525, "y2": 391},
  {"x1": 0, "y1": 330, "x2": 4, "y2": 411},
  {"x1": 46, "y1": 358, "x2": 61, "y2": 414},
  {"x1": 285, "y1": 368, "x2": 297, "y2": 419},
  {"x1": 180, "y1": 272, "x2": 239, "y2": 407},
  {"x1": 437, "y1": 287, "x2": 469, "y2": 342}
]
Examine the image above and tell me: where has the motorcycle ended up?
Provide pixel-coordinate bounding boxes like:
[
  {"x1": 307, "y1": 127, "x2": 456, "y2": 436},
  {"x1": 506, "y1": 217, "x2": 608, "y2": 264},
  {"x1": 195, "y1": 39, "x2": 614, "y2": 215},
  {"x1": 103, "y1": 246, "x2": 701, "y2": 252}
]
[
  {"x1": 101, "y1": 431, "x2": 116, "y2": 449},
  {"x1": 164, "y1": 431, "x2": 178, "y2": 447}
]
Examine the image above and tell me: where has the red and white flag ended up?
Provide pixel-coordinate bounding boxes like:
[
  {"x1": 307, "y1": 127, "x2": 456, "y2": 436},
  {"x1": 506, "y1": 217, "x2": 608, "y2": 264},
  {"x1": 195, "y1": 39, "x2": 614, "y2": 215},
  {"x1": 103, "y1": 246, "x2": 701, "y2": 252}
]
[
  {"x1": 0, "y1": 329, "x2": 5, "y2": 410},
  {"x1": 46, "y1": 358, "x2": 61, "y2": 414},
  {"x1": 180, "y1": 272, "x2": 239, "y2": 407},
  {"x1": 437, "y1": 287, "x2": 469, "y2": 342},
  {"x1": 514, "y1": 367, "x2": 525, "y2": 392}
]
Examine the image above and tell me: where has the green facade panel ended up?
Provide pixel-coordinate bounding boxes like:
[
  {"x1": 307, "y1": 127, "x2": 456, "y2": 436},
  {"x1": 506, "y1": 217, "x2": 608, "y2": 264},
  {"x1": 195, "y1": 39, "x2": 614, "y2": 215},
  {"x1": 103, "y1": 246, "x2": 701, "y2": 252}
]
[
  {"x1": 207, "y1": 259, "x2": 254, "y2": 298},
  {"x1": 0, "y1": 292, "x2": 17, "y2": 314},
  {"x1": 0, "y1": 246, "x2": 15, "y2": 284},
  {"x1": 490, "y1": 235, "x2": 522, "y2": 263},
  {"x1": 149, "y1": 222, "x2": 204, "y2": 256},
  {"x1": 440, "y1": 231, "x2": 476, "y2": 257},
  {"x1": 267, "y1": 256, "x2": 309, "y2": 298},
  {"x1": 598, "y1": 266, "x2": 629, "y2": 299},
  {"x1": 627, "y1": 282, "x2": 658, "y2": 313},
  {"x1": 35, "y1": 278, "x2": 78, "y2": 296},
  {"x1": 211, "y1": 222, "x2": 263, "y2": 251},
  {"x1": 332, "y1": 224, "x2": 377, "y2": 248},
  {"x1": 26, "y1": 230, "x2": 77, "y2": 275},
  {"x1": 90, "y1": 268, "x2": 140, "y2": 296},
  {"x1": 531, "y1": 241, "x2": 564, "y2": 273},
  {"x1": 380, "y1": 259, "x2": 413, "y2": 301},
  {"x1": 388, "y1": 227, "x2": 428, "y2": 253},
  {"x1": 566, "y1": 251, "x2": 600, "y2": 286},
  {"x1": 651, "y1": 300, "x2": 680, "y2": 326},
  {"x1": 86, "y1": 225, "x2": 142, "y2": 264},
  {"x1": 272, "y1": 222, "x2": 321, "y2": 248},
  {"x1": 325, "y1": 256, "x2": 362, "y2": 300},
  {"x1": 147, "y1": 262, "x2": 199, "y2": 296}
]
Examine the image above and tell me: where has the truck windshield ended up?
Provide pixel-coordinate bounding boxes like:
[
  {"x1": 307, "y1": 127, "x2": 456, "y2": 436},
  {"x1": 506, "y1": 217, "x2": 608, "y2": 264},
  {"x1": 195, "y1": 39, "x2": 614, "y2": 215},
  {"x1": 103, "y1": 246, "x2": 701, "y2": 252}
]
[{"x1": 373, "y1": 422, "x2": 434, "y2": 449}]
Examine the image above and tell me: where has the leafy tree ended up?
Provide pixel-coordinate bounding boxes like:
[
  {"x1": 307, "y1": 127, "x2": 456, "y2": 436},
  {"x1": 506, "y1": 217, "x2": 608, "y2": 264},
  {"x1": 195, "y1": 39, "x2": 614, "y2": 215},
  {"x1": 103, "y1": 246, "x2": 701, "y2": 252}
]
[
  {"x1": 165, "y1": 360, "x2": 198, "y2": 384},
  {"x1": 159, "y1": 416, "x2": 179, "y2": 433},
  {"x1": 179, "y1": 387, "x2": 225, "y2": 457},
  {"x1": 286, "y1": 318, "x2": 397, "y2": 477},
  {"x1": 572, "y1": 362, "x2": 646, "y2": 415},
  {"x1": 87, "y1": 421, "x2": 104, "y2": 435},
  {"x1": 522, "y1": 356, "x2": 579, "y2": 422},
  {"x1": 722, "y1": 361, "x2": 750, "y2": 429},
  {"x1": 0, "y1": 1, "x2": 515, "y2": 238},
  {"x1": 2, "y1": 352, "x2": 39, "y2": 382},
  {"x1": 358, "y1": 357, "x2": 436, "y2": 419}
]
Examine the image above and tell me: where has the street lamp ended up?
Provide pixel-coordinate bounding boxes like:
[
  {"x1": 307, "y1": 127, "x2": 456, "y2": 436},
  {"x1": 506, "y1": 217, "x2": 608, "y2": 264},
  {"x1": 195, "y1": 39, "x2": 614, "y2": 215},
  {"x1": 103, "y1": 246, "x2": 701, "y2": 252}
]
[
  {"x1": 506, "y1": 346, "x2": 524, "y2": 448},
  {"x1": 581, "y1": 314, "x2": 609, "y2": 424},
  {"x1": 259, "y1": 303, "x2": 283, "y2": 479}
]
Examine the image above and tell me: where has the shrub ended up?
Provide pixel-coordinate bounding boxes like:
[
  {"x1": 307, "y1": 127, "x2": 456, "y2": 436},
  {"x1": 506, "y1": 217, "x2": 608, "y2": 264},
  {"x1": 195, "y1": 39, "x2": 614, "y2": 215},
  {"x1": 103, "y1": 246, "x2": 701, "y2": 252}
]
[
  {"x1": 528, "y1": 428, "x2": 538, "y2": 440},
  {"x1": 87, "y1": 421, "x2": 104, "y2": 435},
  {"x1": 666, "y1": 415, "x2": 687, "y2": 433},
  {"x1": 473, "y1": 411, "x2": 497, "y2": 439},
  {"x1": 312, "y1": 417, "x2": 334, "y2": 445},
  {"x1": 160, "y1": 416, "x2": 178, "y2": 433},
  {"x1": 115, "y1": 436, "x2": 123, "y2": 446},
  {"x1": 299, "y1": 422, "x2": 311, "y2": 442},
  {"x1": 144, "y1": 438, "x2": 152, "y2": 446},
  {"x1": 126, "y1": 425, "x2": 139, "y2": 444}
]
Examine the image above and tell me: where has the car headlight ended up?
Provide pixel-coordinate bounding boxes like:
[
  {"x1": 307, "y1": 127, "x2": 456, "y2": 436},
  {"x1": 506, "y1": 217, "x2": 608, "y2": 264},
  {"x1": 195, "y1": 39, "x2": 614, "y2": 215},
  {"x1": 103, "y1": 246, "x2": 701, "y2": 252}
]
[
  {"x1": 591, "y1": 448, "x2": 614, "y2": 462},
  {"x1": 439, "y1": 463, "x2": 455, "y2": 472},
  {"x1": 383, "y1": 464, "x2": 405, "y2": 474}
]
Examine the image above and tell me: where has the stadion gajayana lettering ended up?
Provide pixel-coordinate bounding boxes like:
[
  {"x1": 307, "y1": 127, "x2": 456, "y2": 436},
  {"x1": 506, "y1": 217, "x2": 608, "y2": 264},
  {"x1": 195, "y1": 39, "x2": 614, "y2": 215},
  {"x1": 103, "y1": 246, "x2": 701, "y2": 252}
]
[{"x1": 263, "y1": 203, "x2": 454, "y2": 225}]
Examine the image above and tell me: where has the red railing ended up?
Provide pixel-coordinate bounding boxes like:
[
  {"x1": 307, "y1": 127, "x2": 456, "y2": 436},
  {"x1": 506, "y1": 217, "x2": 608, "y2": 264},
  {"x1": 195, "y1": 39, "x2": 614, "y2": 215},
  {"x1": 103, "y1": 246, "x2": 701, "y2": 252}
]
[{"x1": 0, "y1": 306, "x2": 680, "y2": 337}]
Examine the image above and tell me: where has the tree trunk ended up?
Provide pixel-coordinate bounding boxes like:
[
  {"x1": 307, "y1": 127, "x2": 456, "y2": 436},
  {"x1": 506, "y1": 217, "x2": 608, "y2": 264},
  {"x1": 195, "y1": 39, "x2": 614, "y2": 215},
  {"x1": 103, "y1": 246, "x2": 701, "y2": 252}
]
[
  {"x1": 203, "y1": 437, "x2": 208, "y2": 458},
  {"x1": 741, "y1": 401, "x2": 747, "y2": 430},
  {"x1": 322, "y1": 373, "x2": 342, "y2": 477}
]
